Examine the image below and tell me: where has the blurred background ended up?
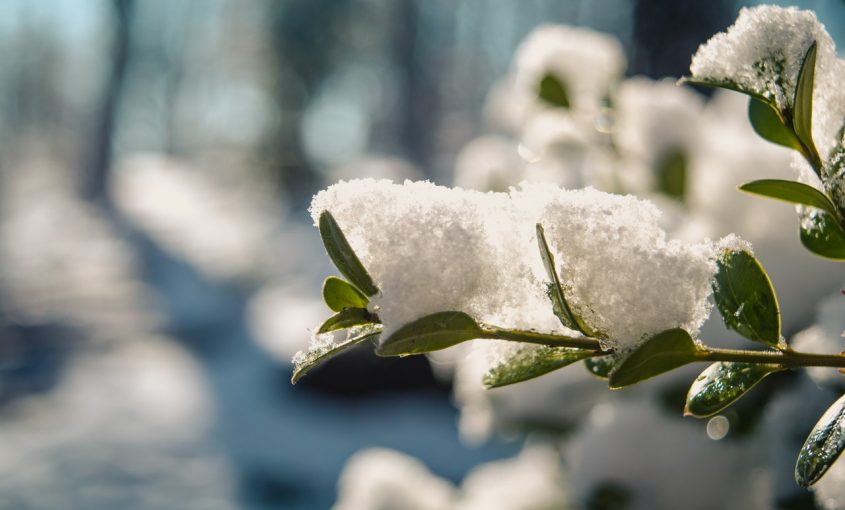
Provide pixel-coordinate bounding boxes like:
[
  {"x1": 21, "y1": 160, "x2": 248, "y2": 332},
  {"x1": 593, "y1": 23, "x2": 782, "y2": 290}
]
[{"x1": 2, "y1": 1, "x2": 845, "y2": 509}]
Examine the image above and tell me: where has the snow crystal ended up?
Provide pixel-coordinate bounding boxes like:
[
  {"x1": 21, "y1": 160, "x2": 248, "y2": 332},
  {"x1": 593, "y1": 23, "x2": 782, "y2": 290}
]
[
  {"x1": 717, "y1": 233, "x2": 754, "y2": 255},
  {"x1": 690, "y1": 6, "x2": 834, "y2": 115},
  {"x1": 310, "y1": 180, "x2": 723, "y2": 352},
  {"x1": 513, "y1": 24, "x2": 625, "y2": 114}
]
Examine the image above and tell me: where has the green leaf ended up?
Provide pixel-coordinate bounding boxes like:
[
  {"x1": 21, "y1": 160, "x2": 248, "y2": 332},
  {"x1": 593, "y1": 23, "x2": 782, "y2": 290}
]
[
  {"x1": 748, "y1": 97, "x2": 803, "y2": 152},
  {"x1": 712, "y1": 249, "x2": 781, "y2": 347},
  {"x1": 322, "y1": 276, "x2": 369, "y2": 312},
  {"x1": 793, "y1": 41, "x2": 821, "y2": 168},
  {"x1": 608, "y1": 328, "x2": 699, "y2": 389},
  {"x1": 655, "y1": 148, "x2": 687, "y2": 202},
  {"x1": 536, "y1": 224, "x2": 598, "y2": 337},
  {"x1": 538, "y1": 73, "x2": 570, "y2": 108},
  {"x1": 584, "y1": 356, "x2": 616, "y2": 379},
  {"x1": 795, "y1": 393, "x2": 845, "y2": 487},
  {"x1": 678, "y1": 76, "x2": 766, "y2": 102},
  {"x1": 376, "y1": 311, "x2": 483, "y2": 356},
  {"x1": 291, "y1": 324, "x2": 382, "y2": 384},
  {"x1": 483, "y1": 345, "x2": 596, "y2": 388},
  {"x1": 316, "y1": 307, "x2": 376, "y2": 334},
  {"x1": 739, "y1": 179, "x2": 841, "y2": 222},
  {"x1": 684, "y1": 362, "x2": 781, "y2": 418},
  {"x1": 800, "y1": 209, "x2": 845, "y2": 261},
  {"x1": 318, "y1": 211, "x2": 379, "y2": 296}
]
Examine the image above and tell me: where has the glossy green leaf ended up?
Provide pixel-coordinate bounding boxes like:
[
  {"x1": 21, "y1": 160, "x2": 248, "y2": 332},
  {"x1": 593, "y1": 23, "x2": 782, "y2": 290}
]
[
  {"x1": 316, "y1": 307, "x2": 376, "y2": 334},
  {"x1": 655, "y1": 148, "x2": 687, "y2": 202},
  {"x1": 684, "y1": 362, "x2": 781, "y2": 418},
  {"x1": 800, "y1": 209, "x2": 845, "y2": 261},
  {"x1": 322, "y1": 276, "x2": 369, "y2": 312},
  {"x1": 584, "y1": 356, "x2": 616, "y2": 379},
  {"x1": 536, "y1": 224, "x2": 597, "y2": 336},
  {"x1": 608, "y1": 328, "x2": 699, "y2": 389},
  {"x1": 376, "y1": 311, "x2": 483, "y2": 356},
  {"x1": 483, "y1": 345, "x2": 595, "y2": 388},
  {"x1": 748, "y1": 97, "x2": 803, "y2": 152},
  {"x1": 537, "y1": 73, "x2": 570, "y2": 108},
  {"x1": 793, "y1": 41, "x2": 821, "y2": 168},
  {"x1": 318, "y1": 211, "x2": 379, "y2": 296},
  {"x1": 291, "y1": 323, "x2": 382, "y2": 384},
  {"x1": 795, "y1": 393, "x2": 845, "y2": 487},
  {"x1": 739, "y1": 179, "x2": 841, "y2": 222},
  {"x1": 712, "y1": 249, "x2": 781, "y2": 347}
]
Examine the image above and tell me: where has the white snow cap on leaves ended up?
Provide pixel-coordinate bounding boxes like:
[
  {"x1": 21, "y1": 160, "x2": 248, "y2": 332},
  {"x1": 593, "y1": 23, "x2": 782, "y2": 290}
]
[
  {"x1": 513, "y1": 24, "x2": 625, "y2": 114},
  {"x1": 310, "y1": 180, "x2": 724, "y2": 350},
  {"x1": 690, "y1": 6, "x2": 834, "y2": 114},
  {"x1": 512, "y1": 184, "x2": 718, "y2": 348},
  {"x1": 309, "y1": 179, "x2": 535, "y2": 337},
  {"x1": 690, "y1": 5, "x2": 845, "y2": 160}
]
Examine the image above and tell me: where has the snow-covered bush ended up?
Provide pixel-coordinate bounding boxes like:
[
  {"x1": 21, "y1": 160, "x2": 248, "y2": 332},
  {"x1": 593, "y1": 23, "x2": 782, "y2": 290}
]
[{"x1": 294, "y1": 4, "x2": 845, "y2": 501}]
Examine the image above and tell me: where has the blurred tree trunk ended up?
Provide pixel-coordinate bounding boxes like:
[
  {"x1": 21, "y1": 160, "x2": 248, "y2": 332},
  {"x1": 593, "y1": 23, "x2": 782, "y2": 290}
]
[{"x1": 82, "y1": 0, "x2": 133, "y2": 202}]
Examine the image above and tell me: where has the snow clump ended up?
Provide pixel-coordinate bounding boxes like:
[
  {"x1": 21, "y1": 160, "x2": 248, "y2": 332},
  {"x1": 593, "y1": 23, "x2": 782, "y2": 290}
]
[{"x1": 309, "y1": 180, "x2": 724, "y2": 353}]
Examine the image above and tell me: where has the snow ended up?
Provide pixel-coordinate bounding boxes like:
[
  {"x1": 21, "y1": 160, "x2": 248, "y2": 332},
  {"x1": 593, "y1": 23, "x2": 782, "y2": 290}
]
[
  {"x1": 309, "y1": 179, "x2": 722, "y2": 351},
  {"x1": 513, "y1": 24, "x2": 625, "y2": 115},
  {"x1": 455, "y1": 444, "x2": 568, "y2": 510},
  {"x1": 613, "y1": 77, "x2": 704, "y2": 191},
  {"x1": 333, "y1": 448, "x2": 456, "y2": 510},
  {"x1": 332, "y1": 444, "x2": 568, "y2": 510},
  {"x1": 512, "y1": 184, "x2": 718, "y2": 349},
  {"x1": 566, "y1": 399, "x2": 768, "y2": 510},
  {"x1": 111, "y1": 153, "x2": 286, "y2": 282},
  {"x1": 0, "y1": 337, "x2": 236, "y2": 510},
  {"x1": 689, "y1": 5, "x2": 845, "y2": 163},
  {"x1": 689, "y1": 6, "x2": 833, "y2": 115},
  {"x1": 309, "y1": 179, "x2": 515, "y2": 338},
  {"x1": 484, "y1": 24, "x2": 625, "y2": 133}
]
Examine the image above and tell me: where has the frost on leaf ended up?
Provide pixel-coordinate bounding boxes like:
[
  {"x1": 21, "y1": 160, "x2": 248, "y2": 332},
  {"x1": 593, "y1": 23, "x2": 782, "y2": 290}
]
[{"x1": 291, "y1": 324, "x2": 381, "y2": 383}]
